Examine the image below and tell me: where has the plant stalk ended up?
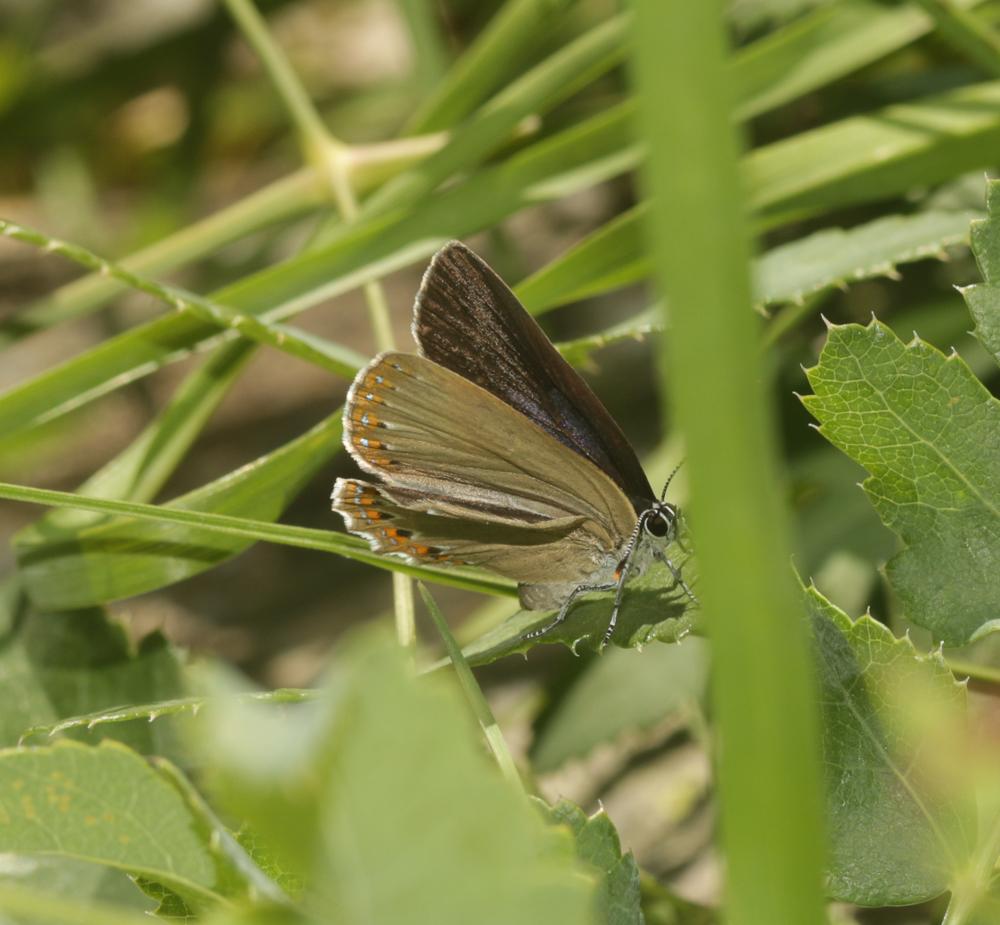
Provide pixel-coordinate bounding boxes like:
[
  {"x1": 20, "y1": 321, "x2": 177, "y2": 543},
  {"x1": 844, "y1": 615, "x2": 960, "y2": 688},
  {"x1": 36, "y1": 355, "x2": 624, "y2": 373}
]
[{"x1": 418, "y1": 584, "x2": 524, "y2": 790}]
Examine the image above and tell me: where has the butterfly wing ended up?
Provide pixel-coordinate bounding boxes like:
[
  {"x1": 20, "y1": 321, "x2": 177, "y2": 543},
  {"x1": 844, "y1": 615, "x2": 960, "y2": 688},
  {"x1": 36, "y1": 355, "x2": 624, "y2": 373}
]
[
  {"x1": 412, "y1": 241, "x2": 656, "y2": 512},
  {"x1": 333, "y1": 478, "x2": 608, "y2": 585},
  {"x1": 333, "y1": 351, "x2": 637, "y2": 586}
]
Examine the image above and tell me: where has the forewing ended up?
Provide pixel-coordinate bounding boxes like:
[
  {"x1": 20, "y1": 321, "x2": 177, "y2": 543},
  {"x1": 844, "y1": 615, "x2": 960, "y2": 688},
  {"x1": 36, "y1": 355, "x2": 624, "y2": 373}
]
[{"x1": 412, "y1": 241, "x2": 655, "y2": 511}]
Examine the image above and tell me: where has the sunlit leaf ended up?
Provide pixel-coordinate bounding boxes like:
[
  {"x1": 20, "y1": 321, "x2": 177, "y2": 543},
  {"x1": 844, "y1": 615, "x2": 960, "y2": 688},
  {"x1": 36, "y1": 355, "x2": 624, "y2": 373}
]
[{"x1": 802, "y1": 319, "x2": 1000, "y2": 645}]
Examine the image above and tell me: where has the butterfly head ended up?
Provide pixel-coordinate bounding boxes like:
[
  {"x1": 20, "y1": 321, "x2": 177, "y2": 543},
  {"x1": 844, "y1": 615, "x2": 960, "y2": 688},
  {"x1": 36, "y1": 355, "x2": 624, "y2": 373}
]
[{"x1": 642, "y1": 500, "x2": 679, "y2": 540}]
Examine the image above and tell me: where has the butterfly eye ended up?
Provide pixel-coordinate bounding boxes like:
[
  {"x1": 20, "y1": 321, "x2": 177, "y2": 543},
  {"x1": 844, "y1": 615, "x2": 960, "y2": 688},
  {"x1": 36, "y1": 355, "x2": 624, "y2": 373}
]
[{"x1": 645, "y1": 504, "x2": 677, "y2": 539}]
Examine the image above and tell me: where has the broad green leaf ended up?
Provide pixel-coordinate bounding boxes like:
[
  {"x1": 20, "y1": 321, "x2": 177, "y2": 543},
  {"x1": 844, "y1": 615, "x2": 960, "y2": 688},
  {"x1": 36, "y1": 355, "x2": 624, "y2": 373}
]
[
  {"x1": 540, "y1": 800, "x2": 642, "y2": 925},
  {"x1": 197, "y1": 631, "x2": 596, "y2": 924},
  {"x1": 961, "y1": 176, "x2": 1000, "y2": 364},
  {"x1": 13, "y1": 410, "x2": 343, "y2": 610},
  {"x1": 0, "y1": 590, "x2": 187, "y2": 752},
  {"x1": 0, "y1": 740, "x2": 273, "y2": 909},
  {"x1": 461, "y1": 562, "x2": 699, "y2": 665},
  {"x1": 802, "y1": 319, "x2": 1000, "y2": 645},
  {"x1": 531, "y1": 638, "x2": 707, "y2": 773},
  {"x1": 806, "y1": 585, "x2": 973, "y2": 904}
]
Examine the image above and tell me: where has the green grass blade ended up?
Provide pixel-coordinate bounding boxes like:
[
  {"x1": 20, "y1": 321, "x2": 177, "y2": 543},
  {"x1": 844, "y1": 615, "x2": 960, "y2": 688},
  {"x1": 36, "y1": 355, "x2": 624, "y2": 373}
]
[
  {"x1": 0, "y1": 478, "x2": 514, "y2": 604},
  {"x1": 521, "y1": 208, "x2": 979, "y2": 324},
  {"x1": 911, "y1": 0, "x2": 1000, "y2": 79},
  {"x1": 394, "y1": 0, "x2": 449, "y2": 95},
  {"x1": 0, "y1": 219, "x2": 365, "y2": 377},
  {"x1": 0, "y1": 103, "x2": 635, "y2": 441},
  {"x1": 364, "y1": 13, "x2": 629, "y2": 217},
  {"x1": 405, "y1": 0, "x2": 576, "y2": 133},
  {"x1": 515, "y1": 205, "x2": 644, "y2": 314},
  {"x1": 518, "y1": 77, "x2": 1000, "y2": 312},
  {"x1": 418, "y1": 584, "x2": 523, "y2": 789},
  {"x1": 7, "y1": 75, "x2": 998, "y2": 443},
  {"x1": 632, "y1": 3, "x2": 826, "y2": 925},
  {"x1": 12, "y1": 408, "x2": 349, "y2": 608},
  {"x1": 26, "y1": 340, "x2": 256, "y2": 533},
  {"x1": 0, "y1": 133, "x2": 447, "y2": 347},
  {"x1": 0, "y1": 168, "x2": 322, "y2": 347},
  {"x1": 735, "y1": 0, "x2": 988, "y2": 119},
  {"x1": 747, "y1": 80, "x2": 1000, "y2": 216}
]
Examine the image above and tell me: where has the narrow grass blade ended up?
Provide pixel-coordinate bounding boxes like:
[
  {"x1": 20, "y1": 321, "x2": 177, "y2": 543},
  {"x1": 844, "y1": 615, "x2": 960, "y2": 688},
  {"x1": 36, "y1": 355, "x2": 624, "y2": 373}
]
[
  {"x1": 633, "y1": 3, "x2": 826, "y2": 924},
  {"x1": 0, "y1": 219, "x2": 364, "y2": 378},
  {"x1": 0, "y1": 480, "x2": 514, "y2": 603},
  {"x1": 405, "y1": 0, "x2": 575, "y2": 133},
  {"x1": 0, "y1": 103, "x2": 636, "y2": 440}
]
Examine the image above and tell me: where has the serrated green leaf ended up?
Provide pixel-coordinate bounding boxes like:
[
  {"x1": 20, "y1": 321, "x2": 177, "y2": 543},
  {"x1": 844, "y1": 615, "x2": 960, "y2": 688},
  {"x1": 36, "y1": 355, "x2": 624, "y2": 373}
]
[
  {"x1": 197, "y1": 632, "x2": 596, "y2": 924},
  {"x1": 754, "y1": 210, "x2": 979, "y2": 307},
  {"x1": 460, "y1": 557, "x2": 699, "y2": 665},
  {"x1": 961, "y1": 176, "x2": 1000, "y2": 365},
  {"x1": 0, "y1": 592, "x2": 187, "y2": 751},
  {"x1": 540, "y1": 800, "x2": 643, "y2": 925},
  {"x1": 802, "y1": 319, "x2": 1000, "y2": 645},
  {"x1": 0, "y1": 740, "x2": 266, "y2": 909},
  {"x1": 132, "y1": 878, "x2": 196, "y2": 921},
  {"x1": 531, "y1": 638, "x2": 707, "y2": 773},
  {"x1": 806, "y1": 585, "x2": 974, "y2": 904},
  {"x1": 13, "y1": 409, "x2": 342, "y2": 610},
  {"x1": 18, "y1": 689, "x2": 317, "y2": 745}
]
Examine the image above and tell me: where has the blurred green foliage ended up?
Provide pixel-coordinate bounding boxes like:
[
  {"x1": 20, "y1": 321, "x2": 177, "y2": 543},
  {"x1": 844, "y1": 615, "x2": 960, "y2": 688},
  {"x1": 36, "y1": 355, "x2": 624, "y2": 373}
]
[{"x1": 0, "y1": 1, "x2": 997, "y2": 924}]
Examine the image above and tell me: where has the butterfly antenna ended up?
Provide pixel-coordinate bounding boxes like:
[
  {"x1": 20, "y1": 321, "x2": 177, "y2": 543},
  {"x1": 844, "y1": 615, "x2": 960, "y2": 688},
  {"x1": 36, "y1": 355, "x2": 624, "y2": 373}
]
[{"x1": 659, "y1": 459, "x2": 685, "y2": 502}]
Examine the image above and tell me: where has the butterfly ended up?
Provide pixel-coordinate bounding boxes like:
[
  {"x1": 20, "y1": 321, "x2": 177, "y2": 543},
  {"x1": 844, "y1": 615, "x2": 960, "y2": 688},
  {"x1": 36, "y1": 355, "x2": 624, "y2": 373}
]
[{"x1": 332, "y1": 241, "x2": 696, "y2": 648}]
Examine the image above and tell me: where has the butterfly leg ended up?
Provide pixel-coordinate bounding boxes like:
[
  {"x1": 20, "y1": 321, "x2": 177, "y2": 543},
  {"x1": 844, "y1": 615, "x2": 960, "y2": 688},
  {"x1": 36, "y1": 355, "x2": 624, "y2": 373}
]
[
  {"x1": 654, "y1": 548, "x2": 699, "y2": 605},
  {"x1": 524, "y1": 580, "x2": 618, "y2": 642},
  {"x1": 600, "y1": 559, "x2": 636, "y2": 651}
]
